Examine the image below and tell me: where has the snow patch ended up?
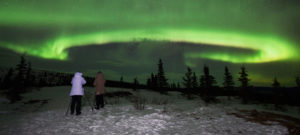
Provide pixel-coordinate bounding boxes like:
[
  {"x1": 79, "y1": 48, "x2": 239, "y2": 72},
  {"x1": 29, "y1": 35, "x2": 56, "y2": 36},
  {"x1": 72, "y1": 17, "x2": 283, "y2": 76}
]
[{"x1": 0, "y1": 87, "x2": 290, "y2": 135}]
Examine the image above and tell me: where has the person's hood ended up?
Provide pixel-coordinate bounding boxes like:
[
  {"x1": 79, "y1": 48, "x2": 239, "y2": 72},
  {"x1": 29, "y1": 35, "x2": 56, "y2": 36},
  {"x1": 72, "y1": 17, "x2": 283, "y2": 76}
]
[
  {"x1": 96, "y1": 73, "x2": 102, "y2": 77},
  {"x1": 95, "y1": 73, "x2": 104, "y2": 79},
  {"x1": 74, "y1": 72, "x2": 82, "y2": 77}
]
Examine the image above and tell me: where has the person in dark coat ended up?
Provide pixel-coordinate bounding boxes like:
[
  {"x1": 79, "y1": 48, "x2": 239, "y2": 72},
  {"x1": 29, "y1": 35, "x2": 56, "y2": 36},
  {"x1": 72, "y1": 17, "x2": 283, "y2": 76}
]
[
  {"x1": 69, "y1": 72, "x2": 86, "y2": 115},
  {"x1": 93, "y1": 71, "x2": 106, "y2": 109}
]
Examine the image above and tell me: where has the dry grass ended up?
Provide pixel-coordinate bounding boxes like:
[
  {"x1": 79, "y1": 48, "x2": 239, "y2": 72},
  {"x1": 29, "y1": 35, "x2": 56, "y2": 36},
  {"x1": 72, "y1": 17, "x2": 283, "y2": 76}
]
[{"x1": 228, "y1": 109, "x2": 300, "y2": 135}]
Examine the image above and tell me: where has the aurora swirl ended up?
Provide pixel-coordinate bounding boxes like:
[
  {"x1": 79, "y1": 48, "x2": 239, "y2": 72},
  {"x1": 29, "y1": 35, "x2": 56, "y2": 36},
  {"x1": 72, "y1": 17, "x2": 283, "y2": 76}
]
[
  {"x1": 0, "y1": 0, "x2": 299, "y2": 86},
  {"x1": 1, "y1": 28, "x2": 297, "y2": 63}
]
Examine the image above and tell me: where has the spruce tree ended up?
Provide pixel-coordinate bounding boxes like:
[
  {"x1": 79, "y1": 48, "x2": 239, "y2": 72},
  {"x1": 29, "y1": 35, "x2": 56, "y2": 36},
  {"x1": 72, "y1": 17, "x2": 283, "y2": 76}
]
[
  {"x1": 15, "y1": 55, "x2": 27, "y2": 91},
  {"x1": 120, "y1": 76, "x2": 123, "y2": 83},
  {"x1": 38, "y1": 71, "x2": 48, "y2": 87},
  {"x1": 172, "y1": 82, "x2": 177, "y2": 89},
  {"x1": 146, "y1": 78, "x2": 151, "y2": 87},
  {"x1": 238, "y1": 66, "x2": 251, "y2": 103},
  {"x1": 1, "y1": 68, "x2": 14, "y2": 89},
  {"x1": 223, "y1": 66, "x2": 234, "y2": 99},
  {"x1": 7, "y1": 55, "x2": 28, "y2": 103},
  {"x1": 182, "y1": 67, "x2": 193, "y2": 99},
  {"x1": 177, "y1": 82, "x2": 181, "y2": 89},
  {"x1": 200, "y1": 65, "x2": 216, "y2": 89},
  {"x1": 150, "y1": 73, "x2": 157, "y2": 88},
  {"x1": 157, "y1": 59, "x2": 168, "y2": 88},
  {"x1": 133, "y1": 77, "x2": 139, "y2": 91},
  {"x1": 296, "y1": 76, "x2": 300, "y2": 107},
  {"x1": 57, "y1": 72, "x2": 64, "y2": 86},
  {"x1": 191, "y1": 72, "x2": 198, "y2": 89},
  {"x1": 199, "y1": 65, "x2": 217, "y2": 102},
  {"x1": 120, "y1": 76, "x2": 124, "y2": 87},
  {"x1": 25, "y1": 62, "x2": 34, "y2": 87},
  {"x1": 272, "y1": 77, "x2": 280, "y2": 88},
  {"x1": 272, "y1": 77, "x2": 285, "y2": 111},
  {"x1": 296, "y1": 76, "x2": 300, "y2": 89},
  {"x1": 238, "y1": 66, "x2": 250, "y2": 89},
  {"x1": 182, "y1": 67, "x2": 192, "y2": 89},
  {"x1": 169, "y1": 82, "x2": 176, "y2": 89}
]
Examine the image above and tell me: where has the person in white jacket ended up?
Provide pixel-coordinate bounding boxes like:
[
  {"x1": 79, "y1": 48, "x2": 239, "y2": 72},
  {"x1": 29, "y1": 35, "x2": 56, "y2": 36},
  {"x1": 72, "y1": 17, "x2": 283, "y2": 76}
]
[{"x1": 69, "y1": 72, "x2": 86, "y2": 115}]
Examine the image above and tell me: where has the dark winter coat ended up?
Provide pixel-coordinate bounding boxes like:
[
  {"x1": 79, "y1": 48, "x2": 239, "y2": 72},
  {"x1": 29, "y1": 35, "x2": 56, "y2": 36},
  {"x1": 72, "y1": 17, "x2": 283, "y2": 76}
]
[{"x1": 93, "y1": 73, "x2": 106, "y2": 95}]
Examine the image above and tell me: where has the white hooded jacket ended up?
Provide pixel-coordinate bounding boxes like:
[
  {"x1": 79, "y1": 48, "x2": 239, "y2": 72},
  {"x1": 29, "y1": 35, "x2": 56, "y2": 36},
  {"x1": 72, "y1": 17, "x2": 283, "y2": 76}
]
[{"x1": 70, "y1": 72, "x2": 86, "y2": 96}]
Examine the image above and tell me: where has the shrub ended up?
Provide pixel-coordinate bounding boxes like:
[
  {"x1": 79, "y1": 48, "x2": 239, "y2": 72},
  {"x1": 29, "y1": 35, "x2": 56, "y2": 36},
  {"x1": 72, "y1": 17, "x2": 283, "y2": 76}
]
[{"x1": 131, "y1": 96, "x2": 146, "y2": 110}]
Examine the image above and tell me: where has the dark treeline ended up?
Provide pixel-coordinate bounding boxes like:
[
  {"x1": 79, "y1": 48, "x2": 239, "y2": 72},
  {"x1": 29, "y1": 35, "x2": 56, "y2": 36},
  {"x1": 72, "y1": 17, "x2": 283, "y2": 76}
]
[
  {"x1": 146, "y1": 58, "x2": 169, "y2": 94},
  {"x1": 0, "y1": 55, "x2": 148, "y2": 103},
  {"x1": 0, "y1": 55, "x2": 77, "y2": 102},
  {"x1": 142, "y1": 58, "x2": 300, "y2": 107},
  {"x1": 1, "y1": 55, "x2": 300, "y2": 107}
]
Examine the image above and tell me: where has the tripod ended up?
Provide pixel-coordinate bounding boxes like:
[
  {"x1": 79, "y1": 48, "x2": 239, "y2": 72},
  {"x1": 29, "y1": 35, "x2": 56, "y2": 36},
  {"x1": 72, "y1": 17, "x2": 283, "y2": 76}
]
[
  {"x1": 84, "y1": 93, "x2": 94, "y2": 112},
  {"x1": 65, "y1": 98, "x2": 71, "y2": 116}
]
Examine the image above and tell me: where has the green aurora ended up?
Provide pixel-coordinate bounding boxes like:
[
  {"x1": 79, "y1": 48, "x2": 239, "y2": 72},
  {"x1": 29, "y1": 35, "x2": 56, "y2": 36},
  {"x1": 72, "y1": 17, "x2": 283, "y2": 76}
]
[
  {"x1": 0, "y1": 0, "x2": 300, "y2": 86},
  {"x1": 1, "y1": 29, "x2": 298, "y2": 63}
]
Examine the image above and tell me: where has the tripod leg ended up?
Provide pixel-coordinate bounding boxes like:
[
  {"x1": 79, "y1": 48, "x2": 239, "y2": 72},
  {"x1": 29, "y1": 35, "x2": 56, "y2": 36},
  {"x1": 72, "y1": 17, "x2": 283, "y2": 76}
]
[
  {"x1": 84, "y1": 95, "x2": 94, "y2": 112},
  {"x1": 65, "y1": 98, "x2": 71, "y2": 116}
]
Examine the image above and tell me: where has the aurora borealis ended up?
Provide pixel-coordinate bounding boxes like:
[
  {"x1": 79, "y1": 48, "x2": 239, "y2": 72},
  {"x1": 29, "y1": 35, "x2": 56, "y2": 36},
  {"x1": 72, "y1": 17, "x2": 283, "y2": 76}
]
[{"x1": 0, "y1": 0, "x2": 300, "y2": 86}]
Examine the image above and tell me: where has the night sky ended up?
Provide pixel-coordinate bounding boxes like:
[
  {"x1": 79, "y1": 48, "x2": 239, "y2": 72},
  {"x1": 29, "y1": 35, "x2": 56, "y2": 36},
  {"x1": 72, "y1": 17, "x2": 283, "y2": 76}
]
[{"x1": 0, "y1": 0, "x2": 299, "y2": 86}]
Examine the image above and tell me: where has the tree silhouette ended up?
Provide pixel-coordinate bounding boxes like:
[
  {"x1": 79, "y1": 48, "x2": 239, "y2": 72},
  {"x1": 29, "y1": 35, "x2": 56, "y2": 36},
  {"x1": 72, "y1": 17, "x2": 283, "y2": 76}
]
[
  {"x1": 6, "y1": 55, "x2": 28, "y2": 103},
  {"x1": 120, "y1": 76, "x2": 124, "y2": 87},
  {"x1": 133, "y1": 77, "x2": 139, "y2": 91},
  {"x1": 151, "y1": 73, "x2": 156, "y2": 87},
  {"x1": 191, "y1": 72, "x2": 198, "y2": 89},
  {"x1": 199, "y1": 65, "x2": 217, "y2": 102},
  {"x1": 200, "y1": 65, "x2": 216, "y2": 88},
  {"x1": 272, "y1": 77, "x2": 286, "y2": 111},
  {"x1": 120, "y1": 76, "x2": 123, "y2": 83},
  {"x1": 223, "y1": 66, "x2": 234, "y2": 99},
  {"x1": 182, "y1": 67, "x2": 194, "y2": 99},
  {"x1": 170, "y1": 82, "x2": 177, "y2": 89},
  {"x1": 25, "y1": 62, "x2": 35, "y2": 87},
  {"x1": 238, "y1": 66, "x2": 250, "y2": 88},
  {"x1": 272, "y1": 77, "x2": 280, "y2": 88},
  {"x1": 182, "y1": 67, "x2": 192, "y2": 89},
  {"x1": 147, "y1": 73, "x2": 158, "y2": 89},
  {"x1": 15, "y1": 55, "x2": 27, "y2": 91},
  {"x1": 296, "y1": 76, "x2": 300, "y2": 89},
  {"x1": 146, "y1": 78, "x2": 151, "y2": 87},
  {"x1": 1, "y1": 68, "x2": 14, "y2": 89},
  {"x1": 238, "y1": 66, "x2": 251, "y2": 104},
  {"x1": 157, "y1": 59, "x2": 168, "y2": 92},
  {"x1": 177, "y1": 82, "x2": 181, "y2": 89},
  {"x1": 38, "y1": 71, "x2": 48, "y2": 87}
]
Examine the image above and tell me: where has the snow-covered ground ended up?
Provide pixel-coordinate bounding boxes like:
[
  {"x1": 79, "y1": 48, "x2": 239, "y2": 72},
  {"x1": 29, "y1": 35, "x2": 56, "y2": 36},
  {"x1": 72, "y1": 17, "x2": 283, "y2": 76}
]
[{"x1": 0, "y1": 87, "x2": 294, "y2": 135}]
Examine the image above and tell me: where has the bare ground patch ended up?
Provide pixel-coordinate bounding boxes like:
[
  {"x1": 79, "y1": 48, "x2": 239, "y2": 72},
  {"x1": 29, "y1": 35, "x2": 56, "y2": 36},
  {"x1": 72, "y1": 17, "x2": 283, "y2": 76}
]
[{"x1": 228, "y1": 109, "x2": 300, "y2": 135}]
